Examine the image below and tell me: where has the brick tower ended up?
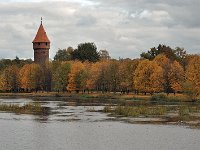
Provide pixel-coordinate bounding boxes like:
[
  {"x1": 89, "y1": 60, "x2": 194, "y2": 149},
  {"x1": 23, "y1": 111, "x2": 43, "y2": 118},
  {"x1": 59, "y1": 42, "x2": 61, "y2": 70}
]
[{"x1": 32, "y1": 18, "x2": 50, "y2": 65}]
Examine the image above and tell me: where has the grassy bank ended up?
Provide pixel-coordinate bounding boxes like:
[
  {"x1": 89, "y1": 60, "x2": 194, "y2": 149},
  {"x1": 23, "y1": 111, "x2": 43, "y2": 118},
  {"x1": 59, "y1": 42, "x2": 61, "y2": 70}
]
[
  {"x1": 0, "y1": 92, "x2": 197, "y2": 101},
  {"x1": 103, "y1": 105, "x2": 200, "y2": 122},
  {"x1": 0, "y1": 103, "x2": 48, "y2": 115},
  {"x1": 103, "y1": 106, "x2": 167, "y2": 117}
]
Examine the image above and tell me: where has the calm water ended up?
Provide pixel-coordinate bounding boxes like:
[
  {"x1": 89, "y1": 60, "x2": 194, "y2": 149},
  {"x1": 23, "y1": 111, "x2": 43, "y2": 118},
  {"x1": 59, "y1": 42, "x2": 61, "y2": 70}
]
[{"x1": 0, "y1": 98, "x2": 200, "y2": 150}]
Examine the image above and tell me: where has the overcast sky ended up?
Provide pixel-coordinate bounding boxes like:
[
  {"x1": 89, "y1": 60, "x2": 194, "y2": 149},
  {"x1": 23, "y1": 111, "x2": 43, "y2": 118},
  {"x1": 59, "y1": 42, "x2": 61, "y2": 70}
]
[{"x1": 0, "y1": 0, "x2": 199, "y2": 60}]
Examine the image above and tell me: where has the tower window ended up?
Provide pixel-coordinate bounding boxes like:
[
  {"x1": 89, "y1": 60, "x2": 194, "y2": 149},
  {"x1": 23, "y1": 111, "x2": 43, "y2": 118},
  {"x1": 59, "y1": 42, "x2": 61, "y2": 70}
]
[
  {"x1": 46, "y1": 43, "x2": 48, "y2": 46},
  {"x1": 38, "y1": 43, "x2": 40, "y2": 45}
]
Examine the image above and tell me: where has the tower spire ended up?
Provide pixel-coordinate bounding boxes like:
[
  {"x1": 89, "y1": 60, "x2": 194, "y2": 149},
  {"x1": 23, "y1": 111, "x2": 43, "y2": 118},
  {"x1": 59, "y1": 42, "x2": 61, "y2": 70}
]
[{"x1": 41, "y1": 17, "x2": 42, "y2": 25}]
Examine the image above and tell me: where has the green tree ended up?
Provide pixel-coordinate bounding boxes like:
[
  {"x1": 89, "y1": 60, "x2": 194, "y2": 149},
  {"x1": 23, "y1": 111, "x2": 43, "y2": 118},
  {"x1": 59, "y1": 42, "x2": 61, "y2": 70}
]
[
  {"x1": 72, "y1": 42, "x2": 100, "y2": 62},
  {"x1": 52, "y1": 61, "x2": 71, "y2": 92},
  {"x1": 141, "y1": 44, "x2": 187, "y2": 63},
  {"x1": 54, "y1": 47, "x2": 74, "y2": 61}
]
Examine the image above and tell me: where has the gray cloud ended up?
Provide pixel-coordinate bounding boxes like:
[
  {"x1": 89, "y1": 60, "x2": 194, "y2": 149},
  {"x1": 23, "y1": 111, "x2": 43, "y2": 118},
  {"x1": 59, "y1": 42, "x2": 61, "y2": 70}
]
[{"x1": 0, "y1": 0, "x2": 199, "y2": 60}]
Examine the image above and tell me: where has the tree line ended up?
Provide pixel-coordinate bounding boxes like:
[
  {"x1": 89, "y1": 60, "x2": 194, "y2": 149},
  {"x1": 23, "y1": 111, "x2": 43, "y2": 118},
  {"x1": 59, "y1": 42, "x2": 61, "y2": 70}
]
[{"x1": 0, "y1": 43, "x2": 199, "y2": 100}]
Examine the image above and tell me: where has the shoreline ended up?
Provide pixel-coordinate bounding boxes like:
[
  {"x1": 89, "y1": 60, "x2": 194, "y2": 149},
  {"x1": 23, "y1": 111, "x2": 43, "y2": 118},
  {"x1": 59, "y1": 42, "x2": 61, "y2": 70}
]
[{"x1": 0, "y1": 93, "x2": 200, "y2": 129}]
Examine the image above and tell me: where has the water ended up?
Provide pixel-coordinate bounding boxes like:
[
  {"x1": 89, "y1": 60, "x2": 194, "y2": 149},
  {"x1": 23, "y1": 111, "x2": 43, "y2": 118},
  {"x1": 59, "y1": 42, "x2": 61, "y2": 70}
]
[{"x1": 0, "y1": 98, "x2": 200, "y2": 150}]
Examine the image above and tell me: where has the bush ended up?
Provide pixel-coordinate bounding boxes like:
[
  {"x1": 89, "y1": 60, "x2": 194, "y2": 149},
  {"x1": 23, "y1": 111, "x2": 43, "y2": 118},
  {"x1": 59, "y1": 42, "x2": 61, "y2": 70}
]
[
  {"x1": 0, "y1": 102, "x2": 46, "y2": 115},
  {"x1": 107, "y1": 106, "x2": 167, "y2": 117},
  {"x1": 179, "y1": 106, "x2": 190, "y2": 116},
  {"x1": 167, "y1": 96, "x2": 184, "y2": 102},
  {"x1": 150, "y1": 93, "x2": 168, "y2": 102},
  {"x1": 103, "y1": 106, "x2": 112, "y2": 113}
]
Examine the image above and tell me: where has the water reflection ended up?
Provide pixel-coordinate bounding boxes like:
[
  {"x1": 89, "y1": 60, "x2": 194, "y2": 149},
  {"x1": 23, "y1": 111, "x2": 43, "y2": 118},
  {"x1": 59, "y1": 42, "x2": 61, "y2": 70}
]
[
  {"x1": 0, "y1": 98, "x2": 200, "y2": 150},
  {"x1": 0, "y1": 98, "x2": 111, "y2": 123}
]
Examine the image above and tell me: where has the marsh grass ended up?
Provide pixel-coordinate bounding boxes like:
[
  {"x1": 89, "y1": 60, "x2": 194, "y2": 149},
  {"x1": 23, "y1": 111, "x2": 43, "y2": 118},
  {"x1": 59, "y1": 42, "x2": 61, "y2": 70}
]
[
  {"x1": 103, "y1": 105, "x2": 200, "y2": 121},
  {"x1": 150, "y1": 93, "x2": 188, "y2": 102},
  {"x1": 0, "y1": 102, "x2": 47, "y2": 115},
  {"x1": 103, "y1": 106, "x2": 167, "y2": 117}
]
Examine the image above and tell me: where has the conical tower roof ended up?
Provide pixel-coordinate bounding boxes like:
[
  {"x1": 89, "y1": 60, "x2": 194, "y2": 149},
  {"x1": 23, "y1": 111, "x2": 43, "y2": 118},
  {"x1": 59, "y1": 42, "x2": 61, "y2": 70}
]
[{"x1": 32, "y1": 23, "x2": 50, "y2": 43}]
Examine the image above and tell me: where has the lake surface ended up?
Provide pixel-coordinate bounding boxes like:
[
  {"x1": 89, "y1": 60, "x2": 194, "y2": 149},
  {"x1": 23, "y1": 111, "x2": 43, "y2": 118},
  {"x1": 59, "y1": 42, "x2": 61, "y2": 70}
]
[{"x1": 0, "y1": 98, "x2": 200, "y2": 150}]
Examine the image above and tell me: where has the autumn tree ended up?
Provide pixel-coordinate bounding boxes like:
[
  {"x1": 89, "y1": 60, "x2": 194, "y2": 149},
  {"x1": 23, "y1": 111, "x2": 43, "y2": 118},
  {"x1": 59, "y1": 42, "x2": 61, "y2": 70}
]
[
  {"x1": 154, "y1": 54, "x2": 171, "y2": 94},
  {"x1": 67, "y1": 61, "x2": 88, "y2": 93},
  {"x1": 0, "y1": 73, "x2": 4, "y2": 91},
  {"x1": 154, "y1": 54, "x2": 184, "y2": 94},
  {"x1": 134, "y1": 59, "x2": 163, "y2": 94},
  {"x1": 0, "y1": 65, "x2": 19, "y2": 92},
  {"x1": 19, "y1": 64, "x2": 43, "y2": 92},
  {"x1": 168, "y1": 61, "x2": 185, "y2": 94},
  {"x1": 52, "y1": 61, "x2": 71, "y2": 92},
  {"x1": 185, "y1": 55, "x2": 200, "y2": 100},
  {"x1": 118, "y1": 59, "x2": 139, "y2": 94},
  {"x1": 85, "y1": 62, "x2": 99, "y2": 92},
  {"x1": 95, "y1": 61, "x2": 111, "y2": 93}
]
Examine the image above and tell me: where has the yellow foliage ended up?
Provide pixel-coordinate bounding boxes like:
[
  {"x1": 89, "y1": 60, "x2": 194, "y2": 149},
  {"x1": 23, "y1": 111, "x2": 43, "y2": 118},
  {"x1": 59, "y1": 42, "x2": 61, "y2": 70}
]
[
  {"x1": 134, "y1": 59, "x2": 163, "y2": 94},
  {"x1": 185, "y1": 55, "x2": 200, "y2": 97},
  {"x1": 0, "y1": 74, "x2": 6, "y2": 91},
  {"x1": 0, "y1": 65, "x2": 19, "y2": 91},
  {"x1": 19, "y1": 64, "x2": 43, "y2": 90},
  {"x1": 169, "y1": 61, "x2": 184, "y2": 93},
  {"x1": 154, "y1": 54, "x2": 184, "y2": 94},
  {"x1": 67, "y1": 61, "x2": 86, "y2": 92}
]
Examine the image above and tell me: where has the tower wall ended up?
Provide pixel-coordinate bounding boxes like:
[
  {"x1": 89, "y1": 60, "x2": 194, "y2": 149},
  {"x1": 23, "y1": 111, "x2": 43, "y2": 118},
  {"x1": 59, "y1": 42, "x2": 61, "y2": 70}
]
[{"x1": 33, "y1": 42, "x2": 50, "y2": 65}]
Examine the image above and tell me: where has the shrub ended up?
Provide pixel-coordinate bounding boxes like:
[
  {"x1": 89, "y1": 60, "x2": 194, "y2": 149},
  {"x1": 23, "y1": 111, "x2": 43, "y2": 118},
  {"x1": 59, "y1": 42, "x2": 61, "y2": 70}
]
[
  {"x1": 107, "y1": 106, "x2": 167, "y2": 117},
  {"x1": 179, "y1": 106, "x2": 190, "y2": 116},
  {"x1": 150, "y1": 93, "x2": 168, "y2": 102},
  {"x1": 103, "y1": 106, "x2": 112, "y2": 113},
  {"x1": 0, "y1": 102, "x2": 46, "y2": 115}
]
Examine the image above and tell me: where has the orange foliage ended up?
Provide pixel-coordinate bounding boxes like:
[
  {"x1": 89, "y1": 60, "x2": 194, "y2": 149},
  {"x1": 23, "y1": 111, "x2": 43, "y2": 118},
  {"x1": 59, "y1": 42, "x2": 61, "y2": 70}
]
[
  {"x1": 19, "y1": 64, "x2": 43, "y2": 91},
  {"x1": 134, "y1": 59, "x2": 163, "y2": 94},
  {"x1": 67, "y1": 61, "x2": 86, "y2": 92},
  {"x1": 185, "y1": 55, "x2": 200, "y2": 97},
  {"x1": 169, "y1": 61, "x2": 184, "y2": 93}
]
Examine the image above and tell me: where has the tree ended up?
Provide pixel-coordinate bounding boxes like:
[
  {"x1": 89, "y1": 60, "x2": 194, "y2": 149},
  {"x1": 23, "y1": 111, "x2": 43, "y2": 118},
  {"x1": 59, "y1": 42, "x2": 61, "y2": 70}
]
[
  {"x1": 0, "y1": 58, "x2": 33, "y2": 72},
  {"x1": 99, "y1": 49, "x2": 110, "y2": 60},
  {"x1": 0, "y1": 74, "x2": 4, "y2": 91},
  {"x1": 0, "y1": 65, "x2": 19, "y2": 92},
  {"x1": 141, "y1": 44, "x2": 187, "y2": 63},
  {"x1": 174, "y1": 47, "x2": 187, "y2": 62},
  {"x1": 185, "y1": 55, "x2": 200, "y2": 100},
  {"x1": 168, "y1": 61, "x2": 185, "y2": 94},
  {"x1": 52, "y1": 61, "x2": 71, "y2": 92},
  {"x1": 106, "y1": 60, "x2": 120, "y2": 92},
  {"x1": 134, "y1": 59, "x2": 163, "y2": 94},
  {"x1": 19, "y1": 64, "x2": 43, "y2": 92},
  {"x1": 67, "y1": 61, "x2": 87, "y2": 93},
  {"x1": 85, "y1": 62, "x2": 99, "y2": 92},
  {"x1": 154, "y1": 54, "x2": 185, "y2": 94},
  {"x1": 72, "y1": 42, "x2": 100, "y2": 62},
  {"x1": 54, "y1": 47, "x2": 74, "y2": 61},
  {"x1": 154, "y1": 54, "x2": 172, "y2": 94},
  {"x1": 118, "y1": 59, "x2": 139, "y2": 94}
]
